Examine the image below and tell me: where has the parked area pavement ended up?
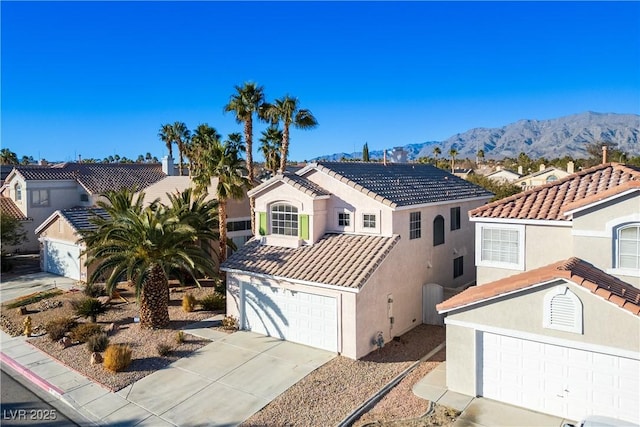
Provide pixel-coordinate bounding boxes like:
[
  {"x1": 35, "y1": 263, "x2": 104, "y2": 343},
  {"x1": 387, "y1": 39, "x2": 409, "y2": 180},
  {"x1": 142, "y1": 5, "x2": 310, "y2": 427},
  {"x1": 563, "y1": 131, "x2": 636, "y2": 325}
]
[
  {"x1": 0, "y1": 325, "x2": 335, "y2": 426},
  {"x1": 413, "y1": 362, "x2": 575, "y2": 427},
  {"x1": 0, "y1": 272, "x2": 80, "y2": 304}
]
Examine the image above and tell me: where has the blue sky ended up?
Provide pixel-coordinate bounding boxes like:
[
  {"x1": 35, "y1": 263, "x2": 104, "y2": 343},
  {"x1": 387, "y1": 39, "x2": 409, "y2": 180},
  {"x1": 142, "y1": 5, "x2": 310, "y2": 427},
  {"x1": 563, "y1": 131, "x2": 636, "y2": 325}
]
[{"x1": 2, "y1": 1, "x2": 639, "y2": 163}]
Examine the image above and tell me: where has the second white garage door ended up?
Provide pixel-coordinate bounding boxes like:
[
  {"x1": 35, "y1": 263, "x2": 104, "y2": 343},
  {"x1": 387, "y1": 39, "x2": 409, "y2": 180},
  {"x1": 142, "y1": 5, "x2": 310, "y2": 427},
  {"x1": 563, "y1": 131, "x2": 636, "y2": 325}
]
[
  {"x1": 240, "y1": 282, "x2": 338, "y2": 352},
  {"x1": 481, "y1": 332, "x2": 640, "y2": 424},
  {"x1": 43, "y1": 240, "x2": 81, "y2": 280}
]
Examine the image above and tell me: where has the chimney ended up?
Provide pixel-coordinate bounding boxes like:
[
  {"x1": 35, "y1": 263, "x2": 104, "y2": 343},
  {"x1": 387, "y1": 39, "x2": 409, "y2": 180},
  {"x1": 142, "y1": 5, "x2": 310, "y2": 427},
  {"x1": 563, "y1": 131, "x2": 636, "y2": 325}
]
[
  {"x1": 602, "y1": 145, "x2": 608, "y2": 164},
  {"x1": 162, "y1": 156, "x2": 174, "y2": 176},
  {"x1": 78, "y1": 154, "x2": 82, "y2": 163},
  {"x1": 567, "y1": 161, "x2": 574, "y2": 174},
  {"x1": 517, "y1": 165, "x2": 523, "y2": 175},
  {"x1": 539, "y1": 164, "x2": 545, "y2": 172},
  {"x1": 496, "y1": 165, "x2": 502, "y2": 171}
]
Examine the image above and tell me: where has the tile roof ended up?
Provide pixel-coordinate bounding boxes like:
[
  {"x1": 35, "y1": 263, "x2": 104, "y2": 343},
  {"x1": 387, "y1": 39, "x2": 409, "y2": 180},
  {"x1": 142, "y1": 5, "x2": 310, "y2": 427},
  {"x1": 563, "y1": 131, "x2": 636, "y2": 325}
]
[
  {"x1": 437, "y1": 257, "x2": 640, "y2": 316},
  {"x1": 470, "y1": 163, "x2": 640, "y2": 221},
  {"x1": 308, "y1": 162, "x2": 493, "y2": 208},
  {"x1": 280, "y1": 174, "x2": 331, "y2": 198},
  {"x1": 59, "y1": 207, "x2": 109, "y2": 234},
  {"x1": 221, "y1": 233, "x2": 400, "y2": 289},
  {"x1": 0, "y1": 197, "x2": 26, "y2": 220},
  {"x1": 12, "y1": 163, "x2": 166, "y2": 194}
]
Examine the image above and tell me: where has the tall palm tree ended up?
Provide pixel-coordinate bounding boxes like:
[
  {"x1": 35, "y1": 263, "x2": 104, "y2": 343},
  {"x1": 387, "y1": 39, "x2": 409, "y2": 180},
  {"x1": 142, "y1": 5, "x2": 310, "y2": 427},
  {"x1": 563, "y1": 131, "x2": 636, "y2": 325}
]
[
  {"x1": 1, "y1": 149, "x2": 19, "y2": 165},
  {"x1": 449, "y1": 148, "x2": 458, "y2": 173},
  {"x1": 433, "y1": 146, "x2": 441, "y2": 166},
  {"x1": 259, "y1": 126, "x2": 283, "y2": 175},
  {"x1": 262, "y1": 96, "x2": 318, "y2": 173},
  {"x1": 191, "y1": 132, "x2": 249, "y2": 262},
  {"x1": 172, "y1": 122, "x2": 190, "y2": 176},
  {"x1": 158, "y1": 124, "x2": 175, "y2": 159}
]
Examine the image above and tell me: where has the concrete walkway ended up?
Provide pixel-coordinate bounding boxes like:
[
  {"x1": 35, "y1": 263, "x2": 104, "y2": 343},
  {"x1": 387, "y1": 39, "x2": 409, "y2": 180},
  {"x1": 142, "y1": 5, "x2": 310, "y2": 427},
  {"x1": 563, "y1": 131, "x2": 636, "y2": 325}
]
[
  {"x1": 0, "y1": 272, "x2": 80, "y2": 304},
  {"x1": 0, "y1": 322, "x2": 335, "y2": 426},
  {"x1": 413, "y1": 362, "x2": 573, "y2": 427}
]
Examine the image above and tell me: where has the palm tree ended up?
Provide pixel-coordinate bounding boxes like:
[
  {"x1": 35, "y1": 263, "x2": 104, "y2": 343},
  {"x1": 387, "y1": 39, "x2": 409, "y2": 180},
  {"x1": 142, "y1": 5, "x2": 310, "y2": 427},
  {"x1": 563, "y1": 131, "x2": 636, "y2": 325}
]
[
  {"x1": 433, "y1": 146, "x2": 441, "y2": 166},
  {"x1": 259, "y1": 126, "x2": 283, "y2": 175},
  {"x1": 191, "y1": 132, "x2": 249, "y2": 262},
  {"x1": 145, "y1": 152, "x2": 153, "y2": 163},
  {"x1": 262, "y1": 96, "x2": 318, "y2": 173},
  {"x1": 0, "y1": 149, "x2": 19, "y2": 165},
  {"x1": 449, "y1": 148, "x2": 458, "y2": 173},
  {"x1": 158, "y1": 124, "x2": 175, "y2": 159},
  {"x1": 477, "y1": 149, "x2": 485, "y2": 165},
  {"x1": 172, "y1": 122, "x2": 190, "y2": 176}
]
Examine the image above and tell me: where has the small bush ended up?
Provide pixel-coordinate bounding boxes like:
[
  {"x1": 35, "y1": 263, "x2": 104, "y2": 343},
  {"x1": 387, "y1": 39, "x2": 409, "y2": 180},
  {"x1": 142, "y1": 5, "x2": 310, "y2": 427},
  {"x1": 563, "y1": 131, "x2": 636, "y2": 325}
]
[
  {"x1": 71, "y1": 297, "x2": 106, "y2": 322},
  {"x1": 103, "y1": 344, "x2": 132, "y2": 372},
  {"x1": 182, "y1": 294, "x2": 197, "y2": 312},
  {"x1": 86, "y1": 333, "x2": 109, "y2": 352},
  {"x1": 45, "y1": 317, "x2": 77, "y2": 341},
  {"x1": 83, "y1": 283, "x2": 106, "y2": 298},
  {"x1": 213, "y1": 279, "x2": 226, "y2": 295},
  {"x1": 222, "y1": 315, "x2": 238, "y2": 331},
  {"x1": 175, "y1": 331, "x2": 185, "y2": 344},
  {"x1": 70, "y1": 323, "x2": 103, "y2": 343},
  {"x1": 156, "y1": 343, "x2": 172, "y2": 357},
  {"x1": 199, "y1": 293, "x2": 225, "y2": 311}
]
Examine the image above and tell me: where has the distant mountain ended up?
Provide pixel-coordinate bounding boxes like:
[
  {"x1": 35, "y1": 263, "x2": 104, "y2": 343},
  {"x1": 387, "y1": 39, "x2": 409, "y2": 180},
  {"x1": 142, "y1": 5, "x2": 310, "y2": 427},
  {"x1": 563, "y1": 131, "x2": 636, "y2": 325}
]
[{"x1": 312, "y1": 112, "x2": 640, "y2": 161}]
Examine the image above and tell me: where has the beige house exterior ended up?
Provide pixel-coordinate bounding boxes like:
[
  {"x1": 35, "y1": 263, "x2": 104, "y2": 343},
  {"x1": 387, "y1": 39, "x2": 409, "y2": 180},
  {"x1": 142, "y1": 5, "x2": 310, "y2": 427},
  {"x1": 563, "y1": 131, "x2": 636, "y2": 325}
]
[
  {"x1": 222, "y1": 162, "x2": 493, "y2": 359},
  {"x1": 513, "y1": 163, "x2": 574, "y2": 190}
]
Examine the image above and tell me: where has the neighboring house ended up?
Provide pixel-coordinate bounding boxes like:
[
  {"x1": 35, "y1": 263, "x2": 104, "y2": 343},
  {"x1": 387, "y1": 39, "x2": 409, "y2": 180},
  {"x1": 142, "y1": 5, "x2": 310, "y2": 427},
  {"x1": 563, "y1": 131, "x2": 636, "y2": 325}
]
[
  {"x1": 140, "y1": 175, "x2": 252, "y2": 255},
  {"x1": 0, "y1": 196, "x2": 29, "y2": 254},
  {"x1": 35, "y1": 207, "x2": 108, "y2": 281},
  {"x1": 470, "y1": 162, "x2": 640, "y2": 287},
  {"x1": 437, "y1": 257, "x2": 640, "y2": 424},
  {"x1": 2, "y1": 162, "x2": 166, "y2": 253},
  {"x1": 452, "y1": 168, "x2": 474, "y2": 179},
  {"x1": 513, "y1": 163, "x2": 574, "y2": 190},
  {"x1": 221, "y1": 161, "x2": 493, "y2": 358},
  {"x1": 485, "y1": 167, "x2": 521, "y2": 183}
]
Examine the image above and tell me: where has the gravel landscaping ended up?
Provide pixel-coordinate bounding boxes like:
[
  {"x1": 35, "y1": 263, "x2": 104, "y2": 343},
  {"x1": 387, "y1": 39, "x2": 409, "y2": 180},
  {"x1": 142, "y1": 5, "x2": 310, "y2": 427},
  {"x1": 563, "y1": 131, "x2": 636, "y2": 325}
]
[
  {"x1": 0, "y1": 283, "x2": 229, "y2": 391},
  {"x1": 241, "y1": 324, "x2": 446, "y2": 427}
]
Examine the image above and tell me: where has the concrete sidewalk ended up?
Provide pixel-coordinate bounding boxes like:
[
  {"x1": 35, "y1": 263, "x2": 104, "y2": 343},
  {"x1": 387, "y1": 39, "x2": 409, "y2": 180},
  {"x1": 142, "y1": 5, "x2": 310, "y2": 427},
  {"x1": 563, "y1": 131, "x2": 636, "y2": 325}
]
[
  {"x1": 0, "y1": 320, "x2": 335, "y2": 426},
  {"x1": 413, "y1": 362, "x2": 573, "y2": 427}
]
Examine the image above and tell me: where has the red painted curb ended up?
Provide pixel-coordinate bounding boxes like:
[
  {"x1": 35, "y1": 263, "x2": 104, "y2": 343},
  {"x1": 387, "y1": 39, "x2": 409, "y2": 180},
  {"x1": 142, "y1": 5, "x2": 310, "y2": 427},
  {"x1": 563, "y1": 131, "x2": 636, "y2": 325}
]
[{"x1": 0, "y1": 351, "x2": 65, "y2": 396}]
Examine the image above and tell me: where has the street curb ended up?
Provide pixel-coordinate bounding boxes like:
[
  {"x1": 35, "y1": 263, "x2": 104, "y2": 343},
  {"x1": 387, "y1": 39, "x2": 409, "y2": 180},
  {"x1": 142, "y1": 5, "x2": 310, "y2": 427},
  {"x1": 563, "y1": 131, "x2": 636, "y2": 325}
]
[{"x1": 0, "y1": 351, "x2": 65, "y2": 397}]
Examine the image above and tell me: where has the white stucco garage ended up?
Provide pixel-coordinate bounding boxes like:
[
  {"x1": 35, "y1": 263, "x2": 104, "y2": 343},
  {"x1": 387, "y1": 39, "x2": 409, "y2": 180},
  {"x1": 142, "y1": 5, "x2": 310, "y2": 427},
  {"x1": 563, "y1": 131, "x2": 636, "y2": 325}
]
[{"x1": 438, "y1": 258, "x2": 640, "y2": 424}]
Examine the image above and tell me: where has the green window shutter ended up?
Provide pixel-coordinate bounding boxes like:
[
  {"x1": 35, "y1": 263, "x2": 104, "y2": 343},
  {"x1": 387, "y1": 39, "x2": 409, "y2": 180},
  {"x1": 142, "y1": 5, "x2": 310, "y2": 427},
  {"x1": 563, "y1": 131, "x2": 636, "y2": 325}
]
[
  {"x1": 258, "y1": 212, "x2": 267, "y2": 236},
  {"x1": 299, "y1": 214, "x2": 309, "y2": 240}
]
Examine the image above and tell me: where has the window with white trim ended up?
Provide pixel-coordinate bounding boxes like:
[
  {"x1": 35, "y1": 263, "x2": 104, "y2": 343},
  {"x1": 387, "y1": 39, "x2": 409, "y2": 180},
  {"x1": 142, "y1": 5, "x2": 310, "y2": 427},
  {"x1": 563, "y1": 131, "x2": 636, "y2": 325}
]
[
  {"x1": 476, "y1": 224, "x2": 525, "y2": 270},
  {"x1": 617, "y1": 224, "x2": 640, "y2": 270},
  {"x1": 410, "y1": 211, "x2": 421, "y2": 239},
  {"x1": 270, "y1": 203, "x2": 298, "y2": 236},
  {"x1": 31, "y1": 189, "x2": 49, "y2": 207},
  {"x1": 338, "y1": 212, "x2": 351, "y2": 227},
  {"x1": 363, "y1": 214, "x2": 376, "y2": 229},
  {"x1": 543, "y1": 286, "x2": 583, "y2": 334},
  {"x1": 15, "y1": 184, "x2": 22, "y2": 202}
]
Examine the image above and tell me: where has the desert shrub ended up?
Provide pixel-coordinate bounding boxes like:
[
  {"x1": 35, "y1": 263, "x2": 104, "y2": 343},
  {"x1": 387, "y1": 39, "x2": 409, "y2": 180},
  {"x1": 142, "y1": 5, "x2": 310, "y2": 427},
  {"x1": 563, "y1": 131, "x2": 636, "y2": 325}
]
[
  {"x1": 103, "y1": 344, "x2": 132, "y2": 372},
  {"x1": 70, "y1": 323, "x2": 103, "y2": 343},
  {"x1": 175, "y1": 331, "x2": 185, "y2": 344},
  {"x1": 199, "y1": 293, "x2": 225, "y2": 311},
  {"x1": 222, "y1": 315, "x2": 238, "y2": 331},
  {"x1": 45, "y1": 317, "x2": 77, "y2": 341},
  {"x1": 182, "y1": 294, "x2": 197, "y2": 312},
  {"x1": 156, "y1": 343, "x2": 172, "y2": 357},
  {"x1": 71, "y1": 297, "x2": 106, "y2": 322},
  {"x1": 83, "y1": 282, "x2": 106, "y2": 298},
  {"x1": 86, "y1": 333, "x2": 109, "y2": 352},
  {"x1": 213, "y1": 279, "x2": 226, "y2": 295}
]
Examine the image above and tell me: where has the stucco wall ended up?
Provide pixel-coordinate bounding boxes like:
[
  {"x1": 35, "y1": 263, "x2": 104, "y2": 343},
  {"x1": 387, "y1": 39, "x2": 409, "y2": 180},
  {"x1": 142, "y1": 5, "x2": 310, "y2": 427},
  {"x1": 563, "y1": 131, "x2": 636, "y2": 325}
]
[{"x1": 445, "y1": 324, "x2": 477, "y2": 395}]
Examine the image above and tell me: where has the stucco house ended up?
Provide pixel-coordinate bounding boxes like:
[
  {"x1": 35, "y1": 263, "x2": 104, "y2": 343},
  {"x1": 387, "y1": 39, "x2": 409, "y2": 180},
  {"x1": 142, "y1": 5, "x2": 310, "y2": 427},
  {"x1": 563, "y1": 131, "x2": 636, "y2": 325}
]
[
  {"x1": 437, "y1": 162, "x2": 640, "y2": 423},
  {"x1": 0, "y1": 196, "x2": 29, "y2": 254},
  {"x1": 221, "y1": 161, "x2": 493, "y2": 359},
  {"x1": 513, "y1": 163, "x2": 574, "y2": 190},
  {"x1": 2, "y1": 162, "x2": 166, "y2": 253},
  {"x1": 484, "y1": 167, "x2": 521, "y2": 184}
]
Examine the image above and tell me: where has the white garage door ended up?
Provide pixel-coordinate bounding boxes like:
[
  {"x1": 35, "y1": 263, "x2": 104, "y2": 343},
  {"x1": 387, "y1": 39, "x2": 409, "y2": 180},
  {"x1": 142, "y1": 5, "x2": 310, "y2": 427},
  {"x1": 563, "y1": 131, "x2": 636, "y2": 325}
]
[
  {"x1": 44, "y1": 240, "x2": 81, "y2": 280},
  {"x1": 241, "y1": 282, "x2": 338, "y2": 352},
  {"x1": 481, "y1": 332, "x2": 640, "y2": 424}
]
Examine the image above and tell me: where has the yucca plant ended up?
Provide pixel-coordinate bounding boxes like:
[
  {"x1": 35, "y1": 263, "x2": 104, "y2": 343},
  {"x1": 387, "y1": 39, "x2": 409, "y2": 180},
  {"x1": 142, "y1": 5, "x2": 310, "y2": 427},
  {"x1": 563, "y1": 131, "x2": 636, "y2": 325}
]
[{"x1": 72, "y1": 297, "x2": 106, "y2": 323}]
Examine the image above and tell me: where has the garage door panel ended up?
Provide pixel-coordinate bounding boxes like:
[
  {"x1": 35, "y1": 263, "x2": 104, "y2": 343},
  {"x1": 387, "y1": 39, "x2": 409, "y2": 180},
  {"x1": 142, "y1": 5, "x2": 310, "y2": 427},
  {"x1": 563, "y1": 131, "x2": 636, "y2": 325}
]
[{"x1": 44, "y1": 241, "x2": 80, "y2": 280}]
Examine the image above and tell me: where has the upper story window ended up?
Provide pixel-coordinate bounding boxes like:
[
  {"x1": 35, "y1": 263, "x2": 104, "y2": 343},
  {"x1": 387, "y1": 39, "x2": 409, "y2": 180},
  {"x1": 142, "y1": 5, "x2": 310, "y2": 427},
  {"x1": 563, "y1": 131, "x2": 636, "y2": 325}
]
[
  {"x1": 453, "y1": 256, "x2": 464, "y2": 278},
  {"x1": 410, "y1": 211, "x2": 421, "y2": 240},
  {"x1": 271, "y1": 203, "x2": 298, "y2": 236},
  {"x1": 450, "y1": 207, "x2": 461, "y2": 231},
  {"x1": 363, "y1": 214, "x2": 377, "y2": 229},
  {"x1": 476, "y1": 223, "x2": 525, "y2": 270},
  {"x1": 433, "y1": 215, "x2": 445, "y2": 246},
  {"x1": 80, "y1": 194, "x2": 89, "y2": 202},
  {"x1": 543, "y1": 286, "x2": 583, "y2": 334},
  {"x1": 31, "y1": 189, "x2": 50, "y2": 207},
  {"x1": 617, "y1": 224, "x2": 640, "y2": 271},
  {"x1": 15, "y1": 183, "x2": 22, "y2": 202},
  {"x1": 338, "y1": 212, "x2": 351, "y2": 227},
  {"x1": 228, "y1": 219, "x2": 252, "y2": 232}
]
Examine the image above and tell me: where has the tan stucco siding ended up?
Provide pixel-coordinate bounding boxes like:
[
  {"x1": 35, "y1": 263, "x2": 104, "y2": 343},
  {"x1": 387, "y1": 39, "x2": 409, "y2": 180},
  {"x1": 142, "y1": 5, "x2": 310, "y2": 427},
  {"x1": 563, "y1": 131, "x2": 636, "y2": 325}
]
[
  {"x1": 445, "y1": 324, "x2": 477, "y2": 396},
  {"x1": 445, "y1": 280, "x2": 640, "y2": 352}
]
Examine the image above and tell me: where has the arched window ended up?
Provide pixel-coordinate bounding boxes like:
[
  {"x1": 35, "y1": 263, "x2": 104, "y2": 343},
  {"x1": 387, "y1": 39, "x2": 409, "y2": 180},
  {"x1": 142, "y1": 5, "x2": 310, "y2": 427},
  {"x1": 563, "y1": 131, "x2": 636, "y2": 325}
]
[
  {"x1": 546, "y1": 175, "x2": 558, "y2": 182},
  {"x1": 15, "y1": 183, "x2": 22, "y2": 202},
  {"x1": 433, "y1": 215, "x2": 445, "y2": 246},
  {"x1": 270, "y1": 203, "x2": 298, "y2": 236},
  {"x1": 543, "y1": 286, "x2": 582, "y2": 334},
  {"x1": 618, "y1": 224, "x2": 640, "y2": 270}
]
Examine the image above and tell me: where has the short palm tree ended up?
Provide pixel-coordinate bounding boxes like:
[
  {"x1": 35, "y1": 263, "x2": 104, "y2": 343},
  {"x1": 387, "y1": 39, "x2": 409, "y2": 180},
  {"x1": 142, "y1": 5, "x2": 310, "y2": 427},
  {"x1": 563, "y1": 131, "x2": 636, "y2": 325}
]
[
  {"x1": 262, "y1": 96, "x2": 318, "y2": 173},
  {"x1": 259, "y1": 126, "x2": 283, "y2": 176},
  {"x1": 433, "y1": 147, "x2": 441, "y2": 166}
]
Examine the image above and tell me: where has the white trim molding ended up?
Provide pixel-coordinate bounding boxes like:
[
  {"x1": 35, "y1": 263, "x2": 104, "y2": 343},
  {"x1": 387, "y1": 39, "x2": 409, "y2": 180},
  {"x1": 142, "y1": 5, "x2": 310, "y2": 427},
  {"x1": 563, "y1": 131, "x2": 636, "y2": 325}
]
[{"x1": 475, "y1": 222, "x2": 525, "y2": 271}]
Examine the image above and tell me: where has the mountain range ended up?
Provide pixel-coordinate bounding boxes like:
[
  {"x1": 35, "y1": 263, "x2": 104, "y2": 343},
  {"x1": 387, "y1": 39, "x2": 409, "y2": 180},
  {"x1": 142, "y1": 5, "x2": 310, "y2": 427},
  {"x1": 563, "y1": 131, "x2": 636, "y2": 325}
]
[{"x1": 312, "y1": 112, "x2": 640, "y2": 161}]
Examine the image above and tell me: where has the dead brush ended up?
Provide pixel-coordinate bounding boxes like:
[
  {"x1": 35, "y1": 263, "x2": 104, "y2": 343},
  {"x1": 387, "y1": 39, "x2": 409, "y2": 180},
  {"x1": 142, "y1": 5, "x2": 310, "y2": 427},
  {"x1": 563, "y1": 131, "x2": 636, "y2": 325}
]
[
  {"x1": 181, "y1": 294, "x2": 197, "y2": 313},
  {"x1": 103, "y1": 344, "x2": 132, "y2": 372}
]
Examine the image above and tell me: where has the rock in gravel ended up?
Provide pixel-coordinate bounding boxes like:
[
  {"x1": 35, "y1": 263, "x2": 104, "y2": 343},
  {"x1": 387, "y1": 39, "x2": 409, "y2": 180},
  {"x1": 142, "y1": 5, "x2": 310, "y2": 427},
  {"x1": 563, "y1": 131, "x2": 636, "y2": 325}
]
[
  {"x1": 97, "y1": 296, "x2": 112, "y2": 306},
  {"x1": 105, "y1": 323, "x2": 119, "y2": 335},
  {"x1": 90, "y1": 352, "x2": 103, "y2": 365},
  {"x1": 18, "y1": 307, "x2": 28, "y2": 315},
  {"x1": 58, "y1": 337, "x2": 72, "y2": 348}
]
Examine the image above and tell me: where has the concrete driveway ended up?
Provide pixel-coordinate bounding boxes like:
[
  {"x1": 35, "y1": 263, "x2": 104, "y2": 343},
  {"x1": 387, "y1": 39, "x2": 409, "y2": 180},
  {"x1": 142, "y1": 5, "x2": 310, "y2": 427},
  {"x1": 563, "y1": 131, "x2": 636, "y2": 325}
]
[
  {"x1": 0, "y1": 272, "x2": 80, "y2": 304},
  {"x1": 114, "y1": 331, "x2": 336, "y2": 426}
]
